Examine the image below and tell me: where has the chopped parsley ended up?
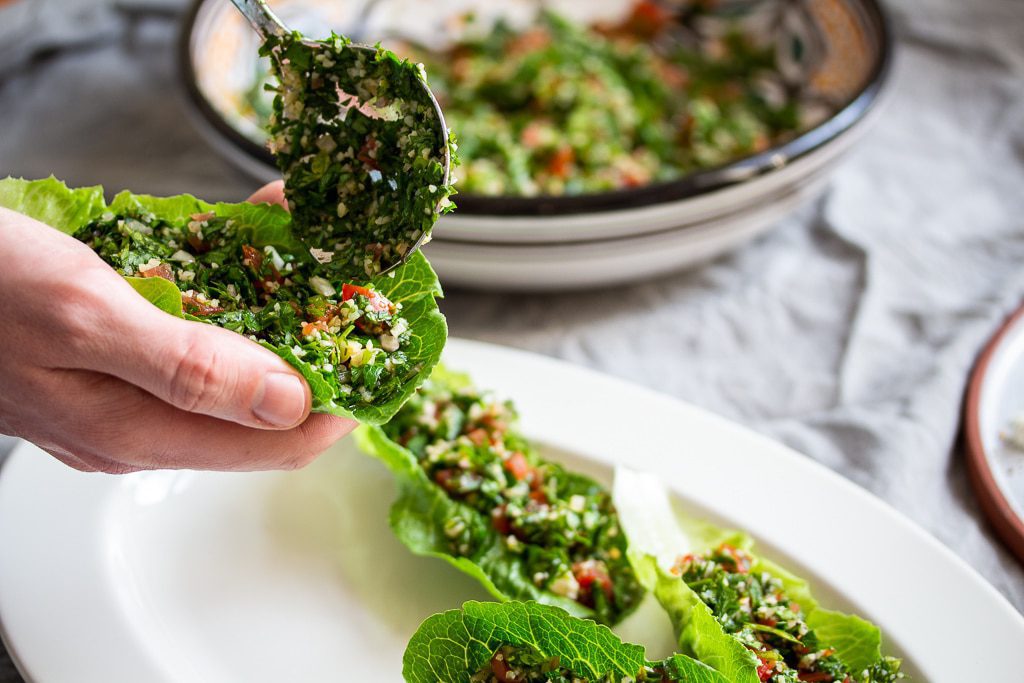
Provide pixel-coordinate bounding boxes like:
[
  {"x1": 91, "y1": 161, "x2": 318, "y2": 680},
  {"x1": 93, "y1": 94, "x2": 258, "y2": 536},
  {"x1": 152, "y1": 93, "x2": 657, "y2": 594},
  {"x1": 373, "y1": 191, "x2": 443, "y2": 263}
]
[
  {"x1": 262, "y1": 33, "x2": 455, "y2": 278},
  {"x1": 674, "y1": 545, "x2": 904, "y2": 683},
  {"x1": 380, "y1": 373, "x2": 643, "y2": 624}
]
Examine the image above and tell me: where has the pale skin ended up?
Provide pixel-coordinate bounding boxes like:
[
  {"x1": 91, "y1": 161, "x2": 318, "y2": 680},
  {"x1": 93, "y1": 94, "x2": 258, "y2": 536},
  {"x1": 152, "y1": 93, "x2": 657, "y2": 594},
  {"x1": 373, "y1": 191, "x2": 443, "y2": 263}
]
[{"x1": 0, "y1": 180, "x2": 356, "y2": 473}]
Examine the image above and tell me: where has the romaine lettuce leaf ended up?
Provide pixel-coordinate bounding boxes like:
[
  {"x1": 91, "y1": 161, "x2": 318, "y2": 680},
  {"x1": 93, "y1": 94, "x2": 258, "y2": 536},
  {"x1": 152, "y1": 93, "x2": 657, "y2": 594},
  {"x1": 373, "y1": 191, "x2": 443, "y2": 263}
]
[
  {"x1": 0, "y1": 176, "x2": 446, "y2": 425},
  {"x1": 355, "y1": 367, "x2": 644, "y2": 624},
  {"x1": 354, "y1": 424, "x2": 589, "y2": 618},
  {"x1": 403, "y1": 600, "x2": 729, "y2": 683},
  {"x1": 0, "y1": 176, "x2": 105, "y2": 234},
  {"x1": 614, "y1": 469, "x2": 902, "y2": 682}
]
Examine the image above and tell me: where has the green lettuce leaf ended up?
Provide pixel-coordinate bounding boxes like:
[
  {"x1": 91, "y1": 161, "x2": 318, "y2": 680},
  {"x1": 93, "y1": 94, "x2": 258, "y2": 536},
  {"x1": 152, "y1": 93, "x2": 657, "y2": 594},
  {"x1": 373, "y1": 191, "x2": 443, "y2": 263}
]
[
  {"x1": 354, "y1": 424, "x2": 588, "y2": 617},
  {"x1": 614, "y1": 469, "x2": 900, "y2": 681},
  {"x1": 0, "y1": 176, "x2": 105, "y2": 234},
  {"x1": 0, "y1": 177, "x2": 446, "y2": 425},
  {"x1": 125, "y1": 276, "x2": 184, "y2": 316},
  {"x1": 403, "y1": 601, "x2": 729, "y2": 683}
]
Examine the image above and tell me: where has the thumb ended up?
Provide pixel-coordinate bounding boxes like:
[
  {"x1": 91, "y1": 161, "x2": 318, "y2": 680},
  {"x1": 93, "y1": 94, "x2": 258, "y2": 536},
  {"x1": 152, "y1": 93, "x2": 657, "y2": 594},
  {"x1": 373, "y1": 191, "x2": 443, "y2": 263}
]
[{"x1": 76, "y1": 275, "x2": 313, "y2": 430}]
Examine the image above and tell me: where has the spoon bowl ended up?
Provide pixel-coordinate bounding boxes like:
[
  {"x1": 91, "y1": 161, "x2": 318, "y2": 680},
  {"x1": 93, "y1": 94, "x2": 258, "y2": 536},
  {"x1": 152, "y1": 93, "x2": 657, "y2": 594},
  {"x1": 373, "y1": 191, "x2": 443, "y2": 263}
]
[{"x1": 228, "y1": 0, "x2": 451, "y2": 277}]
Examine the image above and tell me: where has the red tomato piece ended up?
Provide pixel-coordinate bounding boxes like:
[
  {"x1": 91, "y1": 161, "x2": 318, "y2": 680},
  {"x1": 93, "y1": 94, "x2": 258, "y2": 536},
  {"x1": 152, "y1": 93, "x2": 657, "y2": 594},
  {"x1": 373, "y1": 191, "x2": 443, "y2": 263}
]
[
  {"x1": 547, "y1": 146, "x2": 575, "y2": 179},
  {"x1": 341, "y1": 283, "x2": 393, "y2": 313},
  {"x1": 138, "y1": 263, "x2": 173, "y2": 281},
  {"x1": 572, "y1": 559, "x2": 614, "y2": 604},
  {"x1": 756, "y1": 656, "x2": 775, "y2": 682},
  {"x1": 491, "y1": 505, "x2": 512, "y2": 535},
  {"x1": 503, "y1": 452, "x2": 531, "y2": 482},
  {"x1": 241, "y1": 244, "x2": 263, "y2": 270},
  {"x1": 181, "y1": 293, "x2": 223, "y2": 316}
]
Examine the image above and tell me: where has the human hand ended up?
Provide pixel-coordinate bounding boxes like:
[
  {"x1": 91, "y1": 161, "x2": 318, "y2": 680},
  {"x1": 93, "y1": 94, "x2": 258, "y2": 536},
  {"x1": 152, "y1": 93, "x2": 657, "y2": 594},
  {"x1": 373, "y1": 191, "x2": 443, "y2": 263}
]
[{"x1": 0, "y1": 181, "x2": 355, "y2": 473}]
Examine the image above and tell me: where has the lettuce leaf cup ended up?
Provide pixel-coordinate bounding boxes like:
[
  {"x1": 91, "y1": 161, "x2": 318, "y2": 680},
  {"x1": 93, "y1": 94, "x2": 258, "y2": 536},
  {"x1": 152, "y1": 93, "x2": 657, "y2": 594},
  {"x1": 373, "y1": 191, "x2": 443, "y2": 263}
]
[
  {"x1": 355, "y1": 367, "x2": 644, "y2": 624},
  {"x1": 0, "y1": 176, "x2": 446, "y2": 424},
  {"x1": 403, "y1": 600, "x2": 729, "y2": 683},
  {"x1": 614, "y1": 469, "x2": 905, "y2": 683}
]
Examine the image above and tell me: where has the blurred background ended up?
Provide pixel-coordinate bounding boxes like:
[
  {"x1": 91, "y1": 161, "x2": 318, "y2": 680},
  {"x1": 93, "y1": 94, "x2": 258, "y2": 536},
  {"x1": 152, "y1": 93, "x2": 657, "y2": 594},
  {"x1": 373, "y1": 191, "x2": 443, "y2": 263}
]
[{"x1": 1, "y1": 0, "x2": 1024, "y2": 677}]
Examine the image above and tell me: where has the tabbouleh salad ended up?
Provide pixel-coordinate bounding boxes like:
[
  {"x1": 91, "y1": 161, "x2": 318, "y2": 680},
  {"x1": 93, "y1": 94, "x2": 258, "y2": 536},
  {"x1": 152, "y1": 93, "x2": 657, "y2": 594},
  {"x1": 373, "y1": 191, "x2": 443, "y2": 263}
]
[
  {"x1": 673, "y1": 544, "x2": 904, "y2": 683},
  {"x1": 262, "y1": 32, "x2": 454, "y2": 278},
  {"x1": 471, "y1": 645, "x2": 677, "y2": 683},
  {"x1": 243, "y1": 1, "x2": 800, "y2": 198},
  {"x1": 380, "y1": 372, "x2": 643, "y2": 624},
  {"x1": 76, "y1": 206, "x2": 418, "y2": 411}
]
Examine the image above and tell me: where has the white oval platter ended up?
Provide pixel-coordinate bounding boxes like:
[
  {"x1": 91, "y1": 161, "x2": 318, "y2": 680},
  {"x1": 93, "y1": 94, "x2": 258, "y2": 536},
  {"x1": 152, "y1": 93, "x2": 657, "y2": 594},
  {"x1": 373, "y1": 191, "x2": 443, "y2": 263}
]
[{"x1": 0, "y1": 339, "x2": 1021, "y2": 682}]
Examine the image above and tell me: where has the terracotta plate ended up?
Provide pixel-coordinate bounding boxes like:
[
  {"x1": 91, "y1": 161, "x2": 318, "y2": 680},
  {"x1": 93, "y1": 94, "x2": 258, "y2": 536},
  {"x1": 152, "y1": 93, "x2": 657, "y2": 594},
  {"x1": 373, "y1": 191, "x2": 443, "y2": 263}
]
[{"x1": 964, "y1": 304, "x2": 1024, "y2": 564}]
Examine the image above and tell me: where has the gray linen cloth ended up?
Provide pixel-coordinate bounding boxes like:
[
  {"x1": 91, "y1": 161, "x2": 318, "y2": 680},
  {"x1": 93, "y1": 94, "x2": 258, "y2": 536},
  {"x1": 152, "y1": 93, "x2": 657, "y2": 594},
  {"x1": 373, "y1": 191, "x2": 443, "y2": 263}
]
[{"x1": 1, "y1": 0, "x2": 1023, "y2": 679}]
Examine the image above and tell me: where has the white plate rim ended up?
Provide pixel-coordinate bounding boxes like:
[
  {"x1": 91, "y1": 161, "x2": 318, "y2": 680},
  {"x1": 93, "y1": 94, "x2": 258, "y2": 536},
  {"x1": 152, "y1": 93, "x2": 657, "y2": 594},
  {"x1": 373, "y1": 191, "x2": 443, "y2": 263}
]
[{"x1": 1, "y1": 338, "x2": 1022, "y2": 682}]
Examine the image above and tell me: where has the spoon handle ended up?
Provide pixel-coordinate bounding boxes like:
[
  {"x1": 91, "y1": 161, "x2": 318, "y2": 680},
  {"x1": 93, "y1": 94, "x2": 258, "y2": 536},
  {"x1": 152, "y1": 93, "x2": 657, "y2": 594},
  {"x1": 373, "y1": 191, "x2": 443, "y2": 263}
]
[{"x1": 228, "y1": 0, "x2": 289, "y2": 40}]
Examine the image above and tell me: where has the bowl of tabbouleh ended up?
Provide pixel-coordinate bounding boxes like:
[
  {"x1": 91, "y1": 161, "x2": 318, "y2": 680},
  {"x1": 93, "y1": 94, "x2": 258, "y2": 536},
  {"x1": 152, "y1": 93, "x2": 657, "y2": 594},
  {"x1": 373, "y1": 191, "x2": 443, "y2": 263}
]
[{"x1": 181, "y1": 0, "x2": 891, "y2": 289}]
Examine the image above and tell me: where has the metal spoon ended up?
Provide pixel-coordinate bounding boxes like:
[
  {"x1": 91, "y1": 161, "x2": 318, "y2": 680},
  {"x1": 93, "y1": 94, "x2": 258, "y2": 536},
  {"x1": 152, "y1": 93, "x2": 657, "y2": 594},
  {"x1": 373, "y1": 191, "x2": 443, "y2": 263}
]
[{"x1": 227, "y1": 0, "x2": 451, "y2": 276}]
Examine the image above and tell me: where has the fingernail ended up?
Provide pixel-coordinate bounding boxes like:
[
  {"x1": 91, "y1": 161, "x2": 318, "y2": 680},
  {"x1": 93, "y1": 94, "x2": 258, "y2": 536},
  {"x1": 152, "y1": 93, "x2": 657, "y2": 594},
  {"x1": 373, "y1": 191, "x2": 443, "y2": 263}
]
[{"x1": 253, "y1": 373, "x2": 307, "y2": 427}]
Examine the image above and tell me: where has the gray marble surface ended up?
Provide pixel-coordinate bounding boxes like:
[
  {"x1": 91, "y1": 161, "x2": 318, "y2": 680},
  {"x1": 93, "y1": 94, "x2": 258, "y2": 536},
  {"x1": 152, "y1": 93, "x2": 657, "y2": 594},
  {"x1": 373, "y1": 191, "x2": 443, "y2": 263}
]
[{"x1": 2, "y1": 0, "x2": 1024, "y2": 680}]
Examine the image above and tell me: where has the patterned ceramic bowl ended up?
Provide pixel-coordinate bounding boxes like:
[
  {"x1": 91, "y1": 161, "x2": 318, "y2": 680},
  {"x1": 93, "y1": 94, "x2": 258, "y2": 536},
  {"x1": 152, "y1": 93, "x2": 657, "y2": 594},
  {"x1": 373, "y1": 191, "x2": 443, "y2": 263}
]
[{"x1": 180, "y1": 0, "x2": 891, "y2": 289}]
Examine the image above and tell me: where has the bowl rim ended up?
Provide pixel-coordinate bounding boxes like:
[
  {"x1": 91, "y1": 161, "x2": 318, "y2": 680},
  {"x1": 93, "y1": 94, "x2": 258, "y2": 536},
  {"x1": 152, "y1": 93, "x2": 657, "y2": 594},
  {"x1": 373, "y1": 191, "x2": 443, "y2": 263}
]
[{"x1": 178, "y1": 0, "x2": 894, "y2": 217}]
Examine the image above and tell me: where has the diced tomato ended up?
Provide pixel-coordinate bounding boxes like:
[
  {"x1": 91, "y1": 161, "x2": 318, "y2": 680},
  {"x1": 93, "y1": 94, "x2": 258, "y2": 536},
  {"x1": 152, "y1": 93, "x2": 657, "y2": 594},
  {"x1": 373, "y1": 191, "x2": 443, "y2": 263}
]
[
  {"x1": 572, "y1": 560, "x2": 614, "y2": 605},
  {"x1": 466, "y1": 428, "x2": 490, "y2": 447},
  {"x1": 357, "y1": 136, "x2": 380, "y2": 170},
  {"x1": 755, "y1": 656, "x2": 775, "y2": 682},
  {"x1": 433, "y1": 468, "x2": 459, "y2": 492},
  {"x1": 491, "y1": 505, "x2": 512, "y2": 535},
  {"x1": 241, "y1": 244, "x2": 263, "y2": 270},
  {"x1": 301, "y1": 320, "x2": 329, "y2": 336},
  {"x1": 719, "y1": 543, "x2": 752, "y2": 573},
  {"x1": 490, "y1": 651, "x2": 524, "y2": 683},
  {"x1": 138, "y1": 263, "x2": 173, "y2": 281},
  {"x1": 181, "y1": 293, "x2": 223, "y2": 316},
  {"x1": 185, "y1": 234, "x2": 209, "y2": 253},
  {"x1": 528, "y1": 489, "x2": 548, "y2": 505},
  {"x1": 504, "y1": 452, "x2": 531, "y2": 482},
  {"x1": 547, "y1": 146, "x2": 575, "y2": 179},
  {"x1": 341, "y1": 283, "x2": 393, "y2": 313},
  {"x1": 506, "y1": 27, "x2": 551, "y2": 56},
  {"x1": 758, "y1": 616, "x2": 778, "y2": 628},
  {"x1": 623, "y1": 1, "x2": 674, "y2": 38},
  {"x1": 798, "y1": 673, "x2": 834, "y2": 682},
  {"x1": 520, "y1": 122, "x2": 547, "y2": 149}
]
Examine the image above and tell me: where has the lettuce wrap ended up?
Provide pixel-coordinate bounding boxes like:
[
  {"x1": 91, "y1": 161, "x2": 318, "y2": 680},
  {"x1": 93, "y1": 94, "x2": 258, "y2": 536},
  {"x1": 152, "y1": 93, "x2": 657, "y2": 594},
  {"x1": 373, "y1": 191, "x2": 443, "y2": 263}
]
[
  {"x1": 355, "y1": 367, "x2": 644, "y2": 624},
  {"x1": 0, "y1": 176, "x2": 446, "y2": 424},
  {"x1": 403, "y1": 600, "x2": 729, "y2": 683},
  {"x1": 614, "y1": 469, "x2": 905, "y2": 683}
]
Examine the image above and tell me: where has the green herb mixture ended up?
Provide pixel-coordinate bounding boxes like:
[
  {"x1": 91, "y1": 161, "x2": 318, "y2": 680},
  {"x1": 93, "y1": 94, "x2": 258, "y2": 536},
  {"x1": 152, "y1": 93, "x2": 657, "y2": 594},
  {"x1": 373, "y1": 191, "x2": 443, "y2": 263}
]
[
  {"x1": 356, "y1": 369, "x2": 643, "y2": 624},
  {"x1": 79, "y1": 206, "x2": 420, "y2": 411},
  {"x1": 471, "y1": 644, "x2": 676, "y2": 683},
  {"x1": 414, "y1": 4, "x2": 798, "y2": 196},
  {"x1": 672, "y1": 544, "x2": 903, "y2": 683},
  {"x1": 263, "y1": 32, "x2": 455, "y2": 277}
]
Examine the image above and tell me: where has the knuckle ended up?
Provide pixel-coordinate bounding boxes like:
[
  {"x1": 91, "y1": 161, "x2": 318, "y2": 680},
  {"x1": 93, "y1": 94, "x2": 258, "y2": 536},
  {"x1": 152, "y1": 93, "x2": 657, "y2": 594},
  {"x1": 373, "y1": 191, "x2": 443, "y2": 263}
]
[
  {"x1": 167, "y1": 336, "x2": 232, "y2": 413},
  {"x1": 50, "y1": 277, "x2": 112, "y2": 346}
]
